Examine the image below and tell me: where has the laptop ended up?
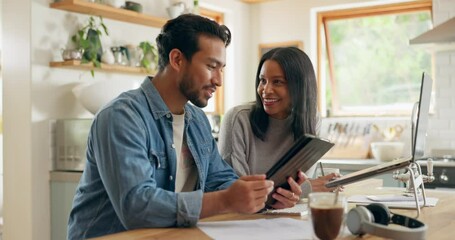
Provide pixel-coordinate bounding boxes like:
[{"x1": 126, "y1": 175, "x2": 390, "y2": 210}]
[{"x1": 326, "y1": 72, "x2": 433, "y2": 188}]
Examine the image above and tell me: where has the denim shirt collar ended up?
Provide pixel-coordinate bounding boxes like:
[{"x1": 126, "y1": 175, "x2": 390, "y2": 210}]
[{"x1": 140, "y1": 77, "x2": 193, "y2": 122}]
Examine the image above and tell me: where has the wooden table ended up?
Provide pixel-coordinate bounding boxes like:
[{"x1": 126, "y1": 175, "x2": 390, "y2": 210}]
[{"x1": 93, "y1": 179, "x2": 455, "y2": 240}]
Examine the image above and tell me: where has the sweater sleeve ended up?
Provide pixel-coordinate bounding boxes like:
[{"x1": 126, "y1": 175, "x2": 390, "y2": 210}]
[{"x1": 218, "y1": 107, "x2": 251, "y2": 176}]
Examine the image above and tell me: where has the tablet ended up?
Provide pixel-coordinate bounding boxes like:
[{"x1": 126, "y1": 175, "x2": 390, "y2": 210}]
[
  {"x1": 325, "y1": 157, "x2": 412, "y2": 188},
  {"x1": 265, "y1": 134, "x2": 334, "y2": 207}
]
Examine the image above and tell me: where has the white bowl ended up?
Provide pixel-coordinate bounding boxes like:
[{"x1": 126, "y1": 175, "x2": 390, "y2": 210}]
[
  {"x1": 370, "y1": 141, "x2": 405, "y2": 162},
  {"x1": 72, "y1": 79, "x2": 142, "y2": 115}
]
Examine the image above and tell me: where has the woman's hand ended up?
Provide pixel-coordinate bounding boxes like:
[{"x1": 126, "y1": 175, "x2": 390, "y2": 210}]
[
  {"x1": 310, "y1": 173, "x2": 344, "y2": 192},
  {"x1": 270, "y1": 171, "x2": 307, "y2": 209}
]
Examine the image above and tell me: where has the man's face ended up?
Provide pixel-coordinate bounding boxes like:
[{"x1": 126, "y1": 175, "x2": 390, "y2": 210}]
[{"x1": 179, "y1": 36, "x2": 226, "y2": 108}]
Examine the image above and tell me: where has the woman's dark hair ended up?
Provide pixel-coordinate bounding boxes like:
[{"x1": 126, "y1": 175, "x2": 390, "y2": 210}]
[
  {"x1": 155, "y1": 14, "x2": 231, "y2": 71},
  {"x1": 250, "y1": 47, "x2": 318, "y2": 141}
]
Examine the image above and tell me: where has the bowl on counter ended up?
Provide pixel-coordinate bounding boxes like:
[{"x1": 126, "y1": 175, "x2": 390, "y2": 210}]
[
  {"x1": 370, "y1": 141, "x2": 405, "y2": 162},
  {"x1": 72, "y1": 78, "x2": 142, "y2": 115}
]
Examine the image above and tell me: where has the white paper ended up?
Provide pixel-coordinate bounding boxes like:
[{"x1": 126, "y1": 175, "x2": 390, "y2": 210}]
[
  {"x1": 349, "y1": 195, "x2": 438, "y2": 209},
  {"x1": 198, "y1": 218, "x2": 313, "y2": 240}
]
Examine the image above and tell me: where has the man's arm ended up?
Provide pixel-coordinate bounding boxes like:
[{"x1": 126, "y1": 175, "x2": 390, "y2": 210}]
[{"x1": 200, "y1": 175, "x2": 274, "y2": 218}]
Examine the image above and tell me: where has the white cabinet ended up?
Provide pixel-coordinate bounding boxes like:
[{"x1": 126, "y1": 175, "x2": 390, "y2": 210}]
[{"x1": 50, "y1": 171, "x2": 82, "y2": 240}]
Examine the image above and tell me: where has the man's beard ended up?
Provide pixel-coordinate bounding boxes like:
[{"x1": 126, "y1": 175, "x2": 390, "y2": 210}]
[{"x1": 179, "y1": 76, "x2": 209, "y2": 108}]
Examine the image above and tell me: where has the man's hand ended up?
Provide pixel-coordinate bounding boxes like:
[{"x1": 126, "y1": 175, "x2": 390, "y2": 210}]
[
  {"x1": 200, "y1": 174, "x2": 273, "y2": 218},
  {"x1": 222, "y1": 174, "x2": 274, "y2": 214}
]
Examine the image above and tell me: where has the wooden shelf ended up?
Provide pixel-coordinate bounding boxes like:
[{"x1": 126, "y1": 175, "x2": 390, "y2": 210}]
[
  {"x1": 50, "y1": 0, "x2": 167, "y2": 28},
  {"x1": 50, "y1": 60, "x2": 156, "y2": 75}
]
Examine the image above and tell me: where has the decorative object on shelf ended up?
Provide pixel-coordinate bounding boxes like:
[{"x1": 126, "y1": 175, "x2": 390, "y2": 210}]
[
  {"x1": 111, "y1": 46, "x2": 129, "y2": 65},
  {"x1": 71, "y1": 16, "x2": 109, "y2": 77},
  {"x1": 124, "y1": 1, "x2": 143, "y2": 13},
  {"x1": 166, "y1": 1, "x2": 185, "y2": 19},
  {"x1": 126, "y1": 44, "x2": 142, "y2": 67},
  {"x1": 61, "y1": 48, "x2": 84, "y2": 61},
  {"x1": 192, "y1": 0, "x2": 199, "y2": 14},
  {"x1": 105, "y1": 0, "x2": 125, "y2": 8},
  {"x1": 101, "y1": 48, "x2": 115, "y2": 64},
  {"x1": 138, "y1": 41, "x2": 158, "y2": 72}
]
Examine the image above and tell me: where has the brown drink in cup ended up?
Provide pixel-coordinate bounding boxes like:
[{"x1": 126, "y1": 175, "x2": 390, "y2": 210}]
[{"x1": 308, "y1": 192, "x2": 347, "y2": 240}]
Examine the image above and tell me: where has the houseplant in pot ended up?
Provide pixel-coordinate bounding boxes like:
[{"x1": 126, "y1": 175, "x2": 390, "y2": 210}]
[
  {"x1": 138, "y1": 41, "x2": 158, "y2": 72},
  {"x1": 71, "y1": 16, "x2": 109, "y2": 77}
]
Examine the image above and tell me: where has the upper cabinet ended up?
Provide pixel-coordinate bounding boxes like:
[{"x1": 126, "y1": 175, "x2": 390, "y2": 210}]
[{"x1": 410, "y1": 17, "x2": 455, "y2": 51}]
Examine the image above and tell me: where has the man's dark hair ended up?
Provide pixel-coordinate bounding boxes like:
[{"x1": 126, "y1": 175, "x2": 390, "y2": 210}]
[
  {"x1": 155, "y1": 14, "x2": 231, "y2": 71},
  {"x1": 250, "y1": 47, "x2": 318, "y2": 141}
]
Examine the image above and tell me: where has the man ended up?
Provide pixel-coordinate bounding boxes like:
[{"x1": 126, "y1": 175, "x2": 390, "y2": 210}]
[{"x1": 67, "y1": 14, "x2": 274, "y2": 239}]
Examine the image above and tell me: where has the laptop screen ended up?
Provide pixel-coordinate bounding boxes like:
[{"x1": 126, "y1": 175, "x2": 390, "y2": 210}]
[{"x1": 412, "y1": 72, "x2": 433, "y2": 161}]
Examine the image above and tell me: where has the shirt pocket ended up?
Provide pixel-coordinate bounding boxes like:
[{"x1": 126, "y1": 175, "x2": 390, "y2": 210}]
[{"x1": 149, "y1": 150, "x2": 168, "y2": 170}]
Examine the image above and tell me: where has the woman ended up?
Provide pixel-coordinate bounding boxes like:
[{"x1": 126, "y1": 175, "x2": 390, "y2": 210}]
[{"x1": 218, "y1": 47, "x2": 338, "y2": 209}]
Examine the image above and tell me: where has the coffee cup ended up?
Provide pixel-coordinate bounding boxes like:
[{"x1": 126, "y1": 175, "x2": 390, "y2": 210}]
[{"x1": 308, "y1": 192, "x2": 347, "y2": 240}]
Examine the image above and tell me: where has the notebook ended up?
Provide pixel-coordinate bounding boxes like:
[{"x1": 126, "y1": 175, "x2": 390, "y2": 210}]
[
  {"x1": 261, "y1": 203, "x2": 308, "y2": 216},
  {"x1": 265, "y1": 134, "x2": 334, "y2": 207}
]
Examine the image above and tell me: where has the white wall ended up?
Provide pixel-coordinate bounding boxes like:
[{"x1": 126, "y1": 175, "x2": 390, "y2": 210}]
[
  {"x1": 3, "y1": 0, "x2": 251, "y2": 239},
  {"x1": 427, "y1": 0, "x2": 455, "y2": 152}
]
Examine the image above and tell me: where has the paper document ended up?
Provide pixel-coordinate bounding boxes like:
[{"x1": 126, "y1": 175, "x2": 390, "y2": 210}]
[
  {"x1": 198, "y1": 218, "x2": 313, "y2": 240},
  {"x1": 261, "y1": 204, "x2": 308, "y2": 216},
  {"x1": 348, "y1": 195, "x2": 438, "y2": 209}
]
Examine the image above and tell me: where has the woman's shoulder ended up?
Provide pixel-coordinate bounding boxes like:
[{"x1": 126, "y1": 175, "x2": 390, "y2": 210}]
[{"x1": 224, "y1": 103, "x2": 254, "y2": 123}]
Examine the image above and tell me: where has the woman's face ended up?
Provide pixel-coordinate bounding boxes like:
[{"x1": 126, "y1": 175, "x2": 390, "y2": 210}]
[{"x1": 257, "y1": 60, "x2": 291, "y2": 119}]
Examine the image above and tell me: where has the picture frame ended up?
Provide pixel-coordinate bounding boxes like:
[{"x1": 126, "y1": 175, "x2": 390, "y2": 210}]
[{"x1": 258, "y1": 40, "x2": 303, "y2": 59}]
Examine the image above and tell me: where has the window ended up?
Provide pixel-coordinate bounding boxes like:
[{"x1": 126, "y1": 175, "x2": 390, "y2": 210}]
[
  {"x1": 200, "y1": 8, "x2": 225, "y2": 114},
  {"x1": 317, "y1": 1, "x2": 433, "y2": 117}
]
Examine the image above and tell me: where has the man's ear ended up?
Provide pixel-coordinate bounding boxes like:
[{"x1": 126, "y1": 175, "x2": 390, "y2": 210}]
[{"x1": 168, "y1": 49, "x2": 185, "y2": 71}]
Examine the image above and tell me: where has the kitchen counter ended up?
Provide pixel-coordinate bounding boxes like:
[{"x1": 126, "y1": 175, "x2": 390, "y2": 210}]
[
  {"x1": 50, "y1": 159, "x2": 384, "y2": 183},
  {"x1": 320, "y1": 158, "x2": 382, "y2": 171},
  {"x1": 50, "y1": 171, "x2": 82, "y2": 183}
]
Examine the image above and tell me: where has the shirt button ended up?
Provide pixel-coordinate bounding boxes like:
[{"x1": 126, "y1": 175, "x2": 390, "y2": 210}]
[
  {"x1": 166, "y1": 113, "x2": 171, "y2": 118},
  {"x1": 169, "y1": 175, "x2": 173, "y2": 181},
  {"x1": 171, "y1": 144, "x2": 175, "y2": 148}
]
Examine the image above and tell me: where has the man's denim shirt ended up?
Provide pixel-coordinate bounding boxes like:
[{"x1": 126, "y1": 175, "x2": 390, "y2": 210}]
[{"x1": 67, "y1": 77, "x2": 238, "y2": 239}]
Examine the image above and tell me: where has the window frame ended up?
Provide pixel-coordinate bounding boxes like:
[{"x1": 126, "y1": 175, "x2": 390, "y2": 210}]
[
  {"x1": 316, "y1": 0, "x2": 433, "y2": 117},
  {"x1": 200, "y1": 7, "x2": 225, "y2": 114}
]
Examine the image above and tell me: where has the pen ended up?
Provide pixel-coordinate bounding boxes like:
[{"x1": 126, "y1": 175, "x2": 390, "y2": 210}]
[{"x1": 319, "y1": 162, "x2": 325, "y2": 176}]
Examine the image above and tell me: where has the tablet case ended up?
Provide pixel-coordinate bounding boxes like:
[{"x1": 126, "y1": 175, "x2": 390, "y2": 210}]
[{"x1": 265, "y1": 134, "x2": 334, "y2": 207}]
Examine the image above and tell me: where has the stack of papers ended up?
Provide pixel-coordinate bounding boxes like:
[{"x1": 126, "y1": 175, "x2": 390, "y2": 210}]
[
  {"x1": 198, "y1": 218, "x2": 313, "y2": 240},
  {"x1": 348, "y1": 194, "x2": 438, "y2": 209}
]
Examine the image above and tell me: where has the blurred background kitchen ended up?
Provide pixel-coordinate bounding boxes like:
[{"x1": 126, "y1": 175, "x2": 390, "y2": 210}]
[{"x1": 1, "y1": 0, "x2": 455, "y2": 239}]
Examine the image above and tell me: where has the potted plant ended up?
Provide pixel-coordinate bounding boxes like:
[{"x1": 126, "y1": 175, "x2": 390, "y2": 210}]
[
  {"x1": 71, "y1": 16, "x2": 109, "y2": 77},
  {"x1": 138, "y1": 41, "x2": 158, "y2": 72}
]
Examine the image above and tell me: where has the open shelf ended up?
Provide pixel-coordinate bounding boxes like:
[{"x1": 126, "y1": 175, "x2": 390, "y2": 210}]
[
  {"x1": 50, "y1": 60, "x2": 157, "y2": 75},
  {"x1": 50, "y1": 0, "x2": 167, "y2": 28}
]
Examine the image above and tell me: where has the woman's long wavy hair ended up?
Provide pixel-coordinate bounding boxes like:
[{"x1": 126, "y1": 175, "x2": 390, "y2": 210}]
[{"x1": 250, "y1": 47, "x2": 318, "y2": 141}]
